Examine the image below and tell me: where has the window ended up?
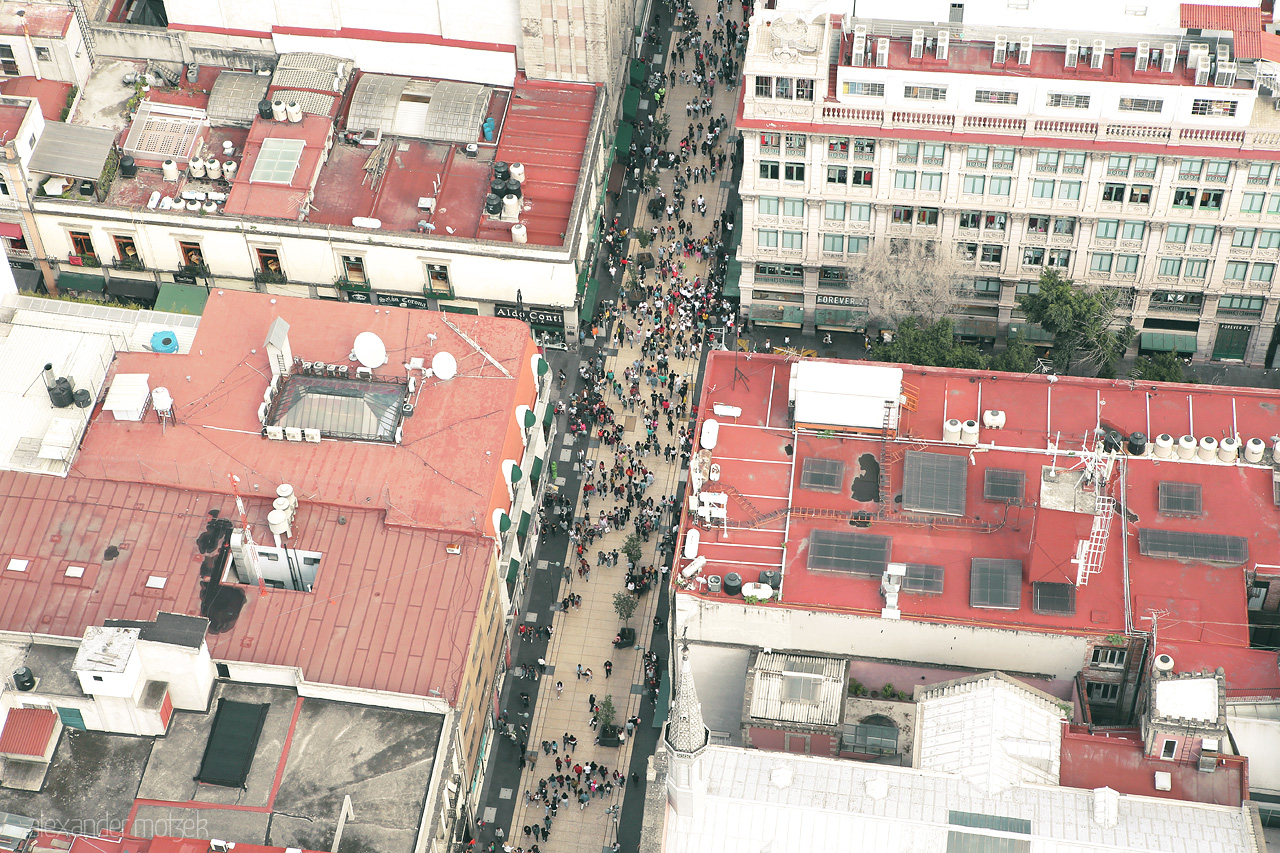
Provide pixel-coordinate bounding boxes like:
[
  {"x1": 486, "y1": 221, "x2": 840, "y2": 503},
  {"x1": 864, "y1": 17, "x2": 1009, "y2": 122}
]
[
  {"x1": 784, "y1": 162, "x2": 805, "y2": 182},
  {"x1": 178, "y1": 241, "x2": 204, "y2": 267},
  {"x1": 981, "y1": 245, "x2": 1003, "y2": 263},
  {"x1": 1191, "y1": 224, "x2": 1215, "y2": 244},
  {"x1": 1032, "y1": 581, "x2": 1076, "y2": 615},
  {"x1": 1023, "y1": 247, "x2": 1045, "y2": 266},
  {"x1": 843, "y1": 81, "x2": 885, "y2": 97},
  {"x1": 957, "y1": 242, "x2": 977, "y2": 261},
  {"x1": 984, "y1": 212, "x2": 1007, "y2": 231},
  {"x1": 1161, "y1": 739, "x2": 1178, "y2": 759},
  {"x1": 892, "y1": 206, "x2": 914, "y2": 224},
  {"x1": 781, "y1": 198, "x2": 804, "y2": 217},
  {"x1": 1032, "y1": 179, "x2": 1054, "y2": 198},
  {"x1": 0, "y1": 45, "x2": 16, "y2": 76},
  {"x1": 340, "y1": 254, "x2": 366, "y2": 283},
  {"x1": 1036, "y1": 151, "x2": 1060, "y2": 172},
  {"x1": 895, "y1": 171, "x2": 917, "y2": 190},
  {"x1": 823, "y1": 201, "x2": 845, "y2": 221},
  {"x1": 992, "y1": 148, "x2": 1015, "y2": 169},
  {"x1": 1186, "y1": 259, "x2": 1209, "y2": 279},
  {"x1": 966, "y1": 146, "x2": 989, "y2": 167},
  {"x1": 1261, "y1": 230, "x2": 1280, "y2": 249},
  {"x1": 1091, "y1": 253, "x2": 1113, "y2": 273},
  {"x1": 1119, "y1": 97, "x2": 1163, "y2": 112},
  {"x1": 917, "y1": 207, "x2": 939, "y2": 226},
  {"x1": 775, "y1": 77, "x2": 792, "y2": 99},
  {"x1": 922, "y1": 143, "x2": 945, "y2": 165},
  {"x1": 425, "y1": 263, "x2": 451, "y2": 295},
  {"x1": 1199, "y1": 189, "x2": 1223, "y2": 210},
  {"x1": 848, "y1": 236, "x2": 869, "y2": 254},
  {"x1": 784, "y1": 134, "x2": 806, "y2": 155},
  {"x1": 758, "y1": 196, "x2": 779, "y2": 216},
  {"x1": 904, "y1": 85, "x2": 947, "y2": 100},
  {"x1": 34, "y1": 46, "x2": 51, "y2": 62},
  {"x1": 1192, "y1": 99, "x2": 1238, "y2": 117},
  {"x1": 959, "y1": 210, "x2": 980, "y2": 229},
  {"x1": 1241, "y1": 193, "x2": 1265, "y2": 214},
  {"x1": 1178, "y1": 158, "x2": 1203, "y2": 181},
  {"x1": 760, "y1": 132, "x2": 781, "y2": 149},
  {"x1": 989, "y1": 176, "x2": 1011, "y2": 196},
  {"x1": 975, "y1": 89, "x2": 1018, "y2": 104},
  {"x1": 795, "y1": 79, "x2": 814, "y2": 101},
  {"x1": 1165, "y1": 224, "x2": 1189, "y2": 244},
  {"x1": 1059, "y1": 181, "x2": 1081, "y2": 200},
  {"x1": 1233, "y1": 228, "x2": 1256, "y2": 248},
  {"x1": 828, "y1": 137, "x2": 849, "y2": 157},
  {"x1": 850, "y1": 203, "x2": 871, "y2": 221},
  {"x1": 1092, "y1": 646, "x2": 1126, "y2": 667},
  {"x1": 801, "y1": 457, "x2": 845, "y2": 492},
  {"x1": 849, "y1": 169, "x2": 873, "y2": 187},
  {"x1": 853, "y1": 137, "x2": 876, "y2": 155},
  {"x1": 781, "y1": 231, "x2": 804, "y2": 250},
  {"x1": 1270, "y1": 194, "x2": 1280, "y2": 214},
  {"x1": 1048, "y1": 249, "x2": 1071, "y2": 267},
  {"x1": 1095, "y1": 220, "x2": 1119, "y2": 239},
  {"x1": 966, "y1": 277, "x2": 1002, "y2": 294},
  {"x1": 1206, "y1": 160, "x2": 1230, "y2": 182},
  {"x1": 898, "y1": 142, "x2": 919, "y2": 164},
  {"x1": 755, "y1": 76, "x2": 772, "y2": 97},
  {"x1": 1047, "y1": 92, "x2": 1090, "y2": 109},
  {"x1": 69, "y1": 230, "x2": 95, "y2": 260},
  {"x1": 256, "y1": 247, "x2": 283, "y2": 277},
  {"x1": 757, "y1": 230, "x2": 779, "y2": 248},
  {"x1": 807, "y1": 530, "x2": 891, "y2": 576},
  {"x1": 826, "y1": 166, "x2": 847, "y2": 185},
  {"x1": 1249, "y1": 164, "x2": 1273, "y2": 184},
  {"x1": 969, "y1": 558, "x2": 1022, "y2": 609},
  {"x1": 1102, "y1": 183, "x2": 1126, "y2": 202},
  {"x1": 1087, "y1": 681, "x2": 1121, "y2": 703},
  {"x1": 1252, "y1": 262, "x2": 1275, "y2": 283},
  {"x1": 781, "y1": 675, "x2": 819, "y2": 702},
  {"x1": 760, "y1": 161, "x2": 779, "y2": 180},
  {"x1": 1158, "y1": 258, "x2": 1182, "y2": 277},
  {"x1": 822, "y1": 234, "x2": 844, "y2": 253},
  {"x1": 1027, "y1": 216, "x2": 1049, "y2": 234},
  {"x1": 921, "y1": 172, "x2": 942, "y2": 192},
  {"x1": 1129, "y1": 185, "x2": 1152, "y2": 204},
  {"x1": 1063, "y1": 152, "x2": 1086, "y2": 172},
  {"x1": 1107, "y1": 154, "x2": 1131, "y2": 175},
  {"x1": 844, "y1": 718, "x2": 898, "y2": 755},
  {"x1": 1117, "y1": 255, "x2": 1139, "y2": 274},
  {"x1": 1054, "y1": 217, "x2": 1076, "y2": 235},
  {"x1": 962, "y1": 175, "x2": 985, "y2": 194},
  {"x1": 1134, "y1": 155, "x2": 1158, "y2": 177},
  {"x1": 1121, "y1": 221, "x2": 1145, "y2": 240},
  {"x1": 1220, "y1": 294, "x2": 1264, "y2": 312},
  {"x1": 1173, "y1": 187, "x2": 1196, "y2": 208},
  {"x1": 113, "y1": 235, "x2": 142, "y2": 267},
  {"x1": 1225, "y1": 261, "x2": 1248, "y2": 281}
]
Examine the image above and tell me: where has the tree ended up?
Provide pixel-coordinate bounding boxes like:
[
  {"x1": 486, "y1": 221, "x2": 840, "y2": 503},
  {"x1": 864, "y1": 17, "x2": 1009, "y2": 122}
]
[
  {"x1": 870, "y1": 317, "x2": 986, "y2": 369},
  {"x1": 1130, "y1": 352, "x2": 1188, "y2": 383},
  {"x1": 597, "y1": 694, "x2": 617, "y2": 731},
  {"x1": 621, "y1": 532, "x2": 643, "y2": 567},
  {"x1": 855, "y1": 238, "x2": 965, "y2": 326},
  {"x1": 1017, "y1": 269, "x2": 1134, "y2": 375},
  {"x1": 989, "y1": 331, "x2": 1038, "y2": 374},
  {"x1": 613, "y1": 591, "x2": 639, "y2": 625}
]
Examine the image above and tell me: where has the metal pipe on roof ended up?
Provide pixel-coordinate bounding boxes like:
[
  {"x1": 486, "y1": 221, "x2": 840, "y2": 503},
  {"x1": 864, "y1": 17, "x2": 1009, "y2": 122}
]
[
  {"x1": 1188, "y1": 394, "x2": 1194, "y2": 437},
  {"x1": 1232, "y1": 397, "x2": 1239, "y2": 443},
  {"x1": 1145, "y1": 392, "x2": 1151, "y2": 443}
]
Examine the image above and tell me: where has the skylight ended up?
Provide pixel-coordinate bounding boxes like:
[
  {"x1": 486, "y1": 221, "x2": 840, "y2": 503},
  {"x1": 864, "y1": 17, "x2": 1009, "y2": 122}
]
[
  {"x1": 1031, "y1": 581, "x2": 1076, "y2": 615},
  {"x1": 807, "y1": 530, "x2": 891, "y2": 576},
  {"x1": 983, "y1": 468, "x2": 1026, "y2": 503},
  {"x1": 249, "y1": 138, "x2": 306, "y2": 184},
  {"x1": 800, "y1": 457, "x2": 845, "y2": 492},
  {"x1": 903, "y1": 451, "x2": 968, "y2": 516},
  {"x1": 1157, "y1": 481, "x2": 1203, "y2": 517},
  {"x1": 901, "y1": 563, "x2": 944, "y2": 594},
  {"x1": 1138, "y1": 529, "x2": 1247, "y2": 564},
  {"x1": 266, "y1": 373, "x2": 408, "y2": 442},
  {"x1": 969, "y1": 559, "x2": 1022, "y2": 609}
]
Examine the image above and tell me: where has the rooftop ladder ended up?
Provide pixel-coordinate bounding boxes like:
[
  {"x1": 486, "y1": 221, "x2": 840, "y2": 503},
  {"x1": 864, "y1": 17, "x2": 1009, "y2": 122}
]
[{"x1": 1073, "y1": 495, "x2": 1115, "y2": 586}]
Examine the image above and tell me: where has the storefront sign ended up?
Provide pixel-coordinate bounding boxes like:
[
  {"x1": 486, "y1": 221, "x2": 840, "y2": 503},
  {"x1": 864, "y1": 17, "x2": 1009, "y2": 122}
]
[
  {"x1": 816, "y1": 294, "x2": 864, "y2": 307},
  {"x1": 171, "y1": 272, "x2": 198, "y2": 285},
  {"x1": 346, "y1": 290, "x2": 372, "y2": 304},
  {"x1": 495, "y1": 303, "x2": 566, "y2": 327},
  {"x1": 378, "y1": 293, "x2": 433, "y2": 310}
]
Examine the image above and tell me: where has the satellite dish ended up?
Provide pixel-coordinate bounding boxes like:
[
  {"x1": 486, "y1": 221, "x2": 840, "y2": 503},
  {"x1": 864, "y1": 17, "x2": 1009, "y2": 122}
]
[
  {"x1": 431, "y1": 351, "x2": 457, "y2": 381},
  {"x1": 352, "y1": 331, "x2": 388, "y2": 369}
]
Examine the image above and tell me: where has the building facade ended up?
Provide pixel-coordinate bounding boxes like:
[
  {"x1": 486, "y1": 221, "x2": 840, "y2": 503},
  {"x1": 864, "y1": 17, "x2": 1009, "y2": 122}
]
[{"x1": 735, "y1": 0, "x2": 1280, "y2": 364}]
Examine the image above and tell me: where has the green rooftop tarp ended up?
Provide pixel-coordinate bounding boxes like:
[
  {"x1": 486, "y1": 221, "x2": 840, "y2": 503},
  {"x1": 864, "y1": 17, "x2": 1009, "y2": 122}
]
[
  {"x1": 196, "y1": 700, "x2": 269, "y2": 788},
  {"x1": 1141, "y1": 332, "x2": 1197, "y2": 354},
  {"x1": 622, "y1": 85, "x2": 642, "y2": 119},
  {"x1": 57, "y1": 271, "x2": 104, "y2": 292},
  {"x1": 613, "y1": 123, "x2": 634, "y2": 159},
  {"x1": 153, "y1": 282, "x2": 209, "y2": 315},
  {"x1": 723, "y1": 259, "x2": 741, "y2": 298},
  {"x1": 579, "y1": 278, "x2": 600, "y2": 321}
]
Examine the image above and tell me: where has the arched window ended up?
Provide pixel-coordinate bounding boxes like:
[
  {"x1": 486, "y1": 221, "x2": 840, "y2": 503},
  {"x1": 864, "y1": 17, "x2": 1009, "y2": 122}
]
[{"x1": 843, "y1": 714, "x2": 898, "y2": 755}]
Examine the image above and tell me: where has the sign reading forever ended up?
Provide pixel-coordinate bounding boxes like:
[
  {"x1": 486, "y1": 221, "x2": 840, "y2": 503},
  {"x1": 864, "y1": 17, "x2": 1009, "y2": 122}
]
[
  {"x1": 494, "y1": 303, "x2": 565, "y2": 327},
  {"x1": 816, "y1": 294, "x2": 864, "y2": 307}
]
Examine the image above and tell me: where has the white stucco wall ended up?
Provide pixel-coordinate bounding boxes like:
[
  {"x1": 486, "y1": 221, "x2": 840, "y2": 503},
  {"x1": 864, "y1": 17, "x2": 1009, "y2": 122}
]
[{"x1": 271, "y1": 34, "x2": 517, "y2": 86}]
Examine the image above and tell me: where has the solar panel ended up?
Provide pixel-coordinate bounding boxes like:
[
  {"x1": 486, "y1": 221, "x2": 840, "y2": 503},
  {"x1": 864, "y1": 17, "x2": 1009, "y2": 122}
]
[
  {"x1": 983, "y1": 468, "x2": 1025, "y2": 503},
  {"x1": 902, "y1": 563, "x2": 944, "y2": 595},
  {"x1": 1138, "y1": 529, "x2": 1248, "y2": 564},
  {"x1": 969, "y1": 558, "x2": 1022, "y2": 609},
  {"x1": 807, "y1": 530, "x2": 891, "y2": 576},
  {"x1": 1031, "y1": 581, "x2": 1076, "y2": 615},
  {"x1": 903, "y1": 451, "x2": 968, "y2": 516},
  {"x1": 249, "y1": 138, "x2": 306, "y2": 184},
  {"x1": 800, "y1": 457, "x2": 845, "y2": 492},
  {"x1": 1157, "y1": 481, "x2": 1202, "y2": 517}
]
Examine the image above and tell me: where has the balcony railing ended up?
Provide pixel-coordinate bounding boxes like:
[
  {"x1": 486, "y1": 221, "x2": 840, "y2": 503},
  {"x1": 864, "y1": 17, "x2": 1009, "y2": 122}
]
[
  {"x1": 112, "y1": 258, "x2": 147, "y2": 272},
  {"x1": 254, "y1": 269, "x2": 287, "y2": 284}
]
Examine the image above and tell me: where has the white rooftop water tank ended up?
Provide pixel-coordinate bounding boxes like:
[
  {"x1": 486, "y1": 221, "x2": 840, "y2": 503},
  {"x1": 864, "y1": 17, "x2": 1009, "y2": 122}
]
[
  {"x1": 1218, "y1": 436, "x2": 1239, "y2": 462},
  {"x1": 1245, "y1": 437, "x2": 1266, "y2": 464},
  {"x1": 223, "y1": 160, "x2": 237, "y2": 179},
  {"x1": 162, "y1": 159, "x2": 179, "y2": 181},
  {"x1": 960, "y1": 419, "x2": 980, "y2": 445},
  {"x1": 285, "y1": 102, "x2": 302, "y2": 123},
  {"x1": 1153, "y1": 433, "x2": 1174, "y2": 458},
  {"x1": 1197, "y1": 436, "x2": 1217, "y2": 461},
  {"x1": 188, "y1": 158, "x2": 206, "y2": 178},
  {"x1": 510, "y1": 162, "x2": 526, "y2": 182},
  {"x1": 511, "y1": 222, "x2": 528, "y2": 243},
  {"x1": 1176, "y1": 435, "x2": 1197, "y2": 459},
  {"x1": 206, "y1": 158, "x2": 222, "y2": 179},
  {"x1": 942, "y1": 418, "x2": 962, "y2": 443},
  {"x1": 272, "y1": 100, "x2": 287, "y2": 121},
  {"x1": 502, "y1": 194, "x2": 520, "y2": 218}
]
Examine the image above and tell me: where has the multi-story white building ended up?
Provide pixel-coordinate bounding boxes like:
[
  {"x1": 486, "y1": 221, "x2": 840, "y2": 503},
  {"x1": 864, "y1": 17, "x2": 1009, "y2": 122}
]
[{"x1": 735, "y1": 0, "x2": 1280, "y2": 364}]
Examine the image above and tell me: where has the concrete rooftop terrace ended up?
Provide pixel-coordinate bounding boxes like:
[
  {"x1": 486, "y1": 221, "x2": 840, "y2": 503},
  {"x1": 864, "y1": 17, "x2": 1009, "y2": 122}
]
[{"x1": 681, "y1": 352, "x2": 1280, "y2": 694}]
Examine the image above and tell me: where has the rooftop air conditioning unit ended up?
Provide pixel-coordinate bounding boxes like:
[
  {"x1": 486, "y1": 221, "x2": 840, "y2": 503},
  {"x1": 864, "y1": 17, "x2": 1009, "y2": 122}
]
[
  {"x1": 1195, "y1": 55, "x2": 1211, "y2": 86},
  {"x1": 210, "y1": 842, "x2": 229, "y2": 853},
  {"x1": 1019, "y1": 36, "x2": 1032, "y2": 65},
  {"x1": 1066, "y1": 38, "x2": 1080, "y2": 68},
  {"x1": 936, "y1": 30, "x2": 949, "y2": 61},
  {"x1": 994, "y1": 35, "x2": 1007, "y2": 64},
  {"x1": 1161, "y1": 43, "x2": 1176, "y2": 73},
  {"x1": 1217, "y1": 43, "x2": 1230, "y2": 62},
  {"x1": 257, "y1": 402, "x2": 268, "y2": 424},
  {"x1": 1215, "y1": 60, "x2": 1237, "y2": 87},
  {"x1": 266, "y1": 426, "x2": 284, "y2": 440},
  {"x1": 1091, "y1": 39, "x2": 1105, "y2": 69},
  {"x1": 284, "y1": 427, "x2": 303, "y2": 441},
  {"x1": 1135, "y1": 41, "x2": 1150, "y2": 71},
  {"x1": 876, "y1": 37, "x2": 890, "y2": 68},
  {"x1": 911, "y1": 29, "x2": 924, "y2": 59},
  {"x1": 356, "y1": 366, "x2": 373, "y2": 380},
  {"x1": 852, "y1": 25, "x2": 867, "y2": 67},
  {"x1": 303, "y1": 428, "x2": 321, "y2": 443},
  {"x1": 446, "y1": 543, "x2": 462, "y2": 555}
]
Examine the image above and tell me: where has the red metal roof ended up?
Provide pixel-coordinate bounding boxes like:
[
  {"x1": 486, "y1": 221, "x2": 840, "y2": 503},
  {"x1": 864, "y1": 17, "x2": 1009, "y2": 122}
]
[
  {"x1": 682, "y1": 353, "x2": 1280, "y2": 697},
  {"x1": 0, "y1": 707, "x2": 58, "y2": 757},
  {"x1": 1181, "y1": 3, "x2": 1264, "y2": 58},
  {"x1": 1060, "y1": 725, "x2": 1248, "y2": 805},
  {"x1": 224, "y1": 115, "x2": 333, "y2": 219},
  {"x1": 0, "y1": 77, "x2": 72, "y2": 122}
]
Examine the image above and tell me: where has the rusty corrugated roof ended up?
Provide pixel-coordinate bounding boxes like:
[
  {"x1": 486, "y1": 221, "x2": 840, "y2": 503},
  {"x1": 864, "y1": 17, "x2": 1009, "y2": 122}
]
[
  {"x1": 0, "y1": 707, "x2": 58, "y2": 757},
  {"x1": 1181, "y1": 3, "x2": 1264, "y2": 58}
]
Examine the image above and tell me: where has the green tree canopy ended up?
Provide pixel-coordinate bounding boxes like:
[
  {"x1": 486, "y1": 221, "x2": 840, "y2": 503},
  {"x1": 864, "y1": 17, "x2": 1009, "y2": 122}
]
[
  {"x1": 870, "y1": 317, "x2": 987, "y2": 369},
  {"x1": 1130, "y1": 351, "x2": 1189, "y2": 383},
  {"x1": 1016, "y1": 269, "x2": 1134, "y2": 375}
]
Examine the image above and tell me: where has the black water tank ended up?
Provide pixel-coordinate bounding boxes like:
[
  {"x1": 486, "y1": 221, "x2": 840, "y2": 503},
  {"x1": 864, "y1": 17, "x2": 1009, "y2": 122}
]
[
  {"x1": 723, "y1": 572, "x2": 743, "y2": 596},
  {"x1": 13, "y1": 666, "x2": 35, "y2": 691},
  {"x1": 49, "y1": 377, "x2": 73, "y2": 408},
  {"x1": 490, "y1": 179, "x2": 507, "y2": 198},
  {"x1": 258, "y1": 98, "x2": 274, "y2": 120},
  {"x1": 74, "y1": 388, "x2": 92, "y2": 409},
  {"x1": 119, "y1": 155, "x2": 137, "y2": 178},
  {"x1": 506, "y1": 178, "x2": 522, "y2": 198},
  {"x1": 79, "y1": 181, "x2": 95, "y2": 196},
  {"x1": 758, "y1": 570, "x2": 781, "y2": 590},
  {"x1": 1127, "y1": 431, "x2": 1147, "y2": 456},
  {"x1": 493, "y1": 161, "x2": 510, "y2": 182},
  {"x1": 1102, "y1": 429, "x2": 1124, "y2": 454},
  {"x1": 484, "y1": 193, "x2": 502, "y2": 215}
]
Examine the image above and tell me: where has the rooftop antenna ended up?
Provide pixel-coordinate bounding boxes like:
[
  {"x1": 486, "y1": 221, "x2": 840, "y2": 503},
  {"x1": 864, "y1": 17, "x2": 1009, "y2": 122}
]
[{"x1": 728, "y1": 348, "x2": 750, "y2": 391}]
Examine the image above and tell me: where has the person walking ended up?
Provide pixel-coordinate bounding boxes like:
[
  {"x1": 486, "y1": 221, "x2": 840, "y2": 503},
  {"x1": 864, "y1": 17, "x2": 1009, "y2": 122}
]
[{"x1": 604, "y1": 660, "x2": 613, "y2": 678}]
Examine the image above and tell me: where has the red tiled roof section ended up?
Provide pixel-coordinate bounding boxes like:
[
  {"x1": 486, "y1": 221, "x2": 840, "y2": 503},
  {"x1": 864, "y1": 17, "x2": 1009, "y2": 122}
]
[
  {"x1": 0, "y1": 707, "x2": 58, "y2": 757},
  {"x1": 1181, "y1": 3, "x2": 1263, "y2": 58}
]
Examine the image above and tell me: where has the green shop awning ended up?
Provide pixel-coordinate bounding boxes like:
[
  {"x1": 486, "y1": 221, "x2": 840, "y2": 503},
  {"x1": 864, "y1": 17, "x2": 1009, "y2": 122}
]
[
  {"x1": 517, "y1": 510, "x2": 531, "y2": 538},
  {"x1": 1141, "y1": 332, "x2": 1197, "y2": 354},
  {"x1": 652, "y1": 670, "x2": 671, "y2": 729},
  {"x1": 723, "y1": 259, "x2": 742, "y2": 298},
  {"x1": 543, "y1": 403, "x2": 555, "y2": 426},
  {"x1": 535, "y1": 356, "x2": 549, "y2": 376},
  {"x1": 782, "y1": 305, "x2": 804, "y2": 324},
  {"x1": 57, "y1": 271, "x2": 105, "y2": 292},
  {"x1": 613, "y1": 123, "x2": 634, "y2": 159},
  {"x1": 530, "y1": 456, "x2": 544, "y2": 483},
  {"x1": 522, "y1": 409, "x2": 537, "y2": 428},
  {"x1": 622, "y1": 85, "x2": 642, "y2": 119},
  {"x1": 154, "y1": 282, "x2": 209, "y2": 315},
  {"x1": 579, "y1": 277, "x2": 600, "y2": 321},
  {"x1": 1007, "y1": 322, "x2": 1056, "y2": 343},
  {"x1": 629, "y1": 58, "x2": 646, "y2": 85},
  {"x1": 507, "y1": 557, "x2": 520, "y2": 584},
  {"x1": 497, "y1": 511, "x2": 512, "y2": 533}
]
